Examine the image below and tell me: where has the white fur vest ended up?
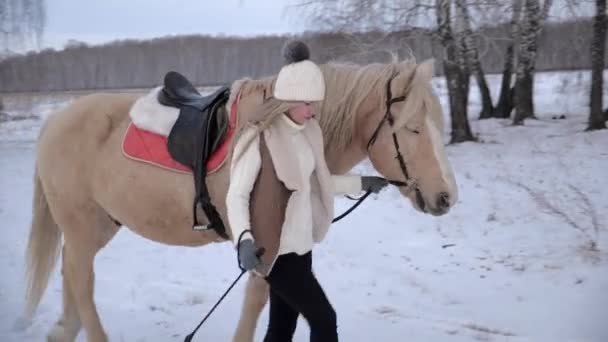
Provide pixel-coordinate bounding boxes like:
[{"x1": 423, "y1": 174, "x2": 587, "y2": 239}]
[{"x1": 226, "y1": 115, "x2": 359, "y2": 275}]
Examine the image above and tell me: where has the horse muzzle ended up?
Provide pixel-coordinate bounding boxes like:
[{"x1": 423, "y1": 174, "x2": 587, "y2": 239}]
[{"x1": 416, "y1": 190, "x2": 452, "y2": 216}]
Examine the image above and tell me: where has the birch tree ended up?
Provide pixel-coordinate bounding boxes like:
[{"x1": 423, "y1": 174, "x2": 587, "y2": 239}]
[
  {"x1": 295, "y1": 0, "x2": 477, "y2": 143},
  {"x1": 587, "y1": 0, "x2": 607, "y2": 131},
  {"x1": 0, "y1": 0, "x2": 46, "y2": 54},
  {"x1": 494, "y1": 0, "x2": 523, "y2": 119},
  {"x1": 455, "y1": 0, "x2": 494, "y2": 120},
  {"x1": 437, "y1": 0, "x2": 476, "y2": 142},
  {"x1": 512, "y1": 0, "x2": 553, "y2": 125}
]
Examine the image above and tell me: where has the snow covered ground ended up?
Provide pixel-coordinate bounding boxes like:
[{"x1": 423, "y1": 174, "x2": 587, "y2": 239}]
[{"x1": 1, "y1": 70, "x2": 607, "y2": 342}]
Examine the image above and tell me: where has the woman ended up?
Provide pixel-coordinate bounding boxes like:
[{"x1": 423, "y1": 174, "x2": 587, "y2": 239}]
[{"x1": 226, "y1": 41, "x2": 388, "y2": 342}]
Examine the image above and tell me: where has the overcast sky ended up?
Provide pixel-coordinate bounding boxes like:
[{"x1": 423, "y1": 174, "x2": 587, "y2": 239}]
[
  {"x1": 44, "y1": 0, "x2": 302, "y2": 49},
  {"x1": 42, "y1": 0, "x2": 594, "y2": 51}
]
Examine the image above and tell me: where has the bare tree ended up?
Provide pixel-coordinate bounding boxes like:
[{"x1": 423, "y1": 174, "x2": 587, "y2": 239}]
[
  {"x1": 437, "y1": 0, "x2": 476, "y2": 143},
  {"x1": 0, "y1": 0, "x2": 45, "y2": 116},
  {"x1": 455, "y1": 0, "x2": 494, "y2": 120},
  {"x1": 587, "y1": 0, "x2": 607, "y2": 131},
  {"x1": 0, "y1": 0, "x2": 46, "y2": 54},
  {"x1": 494, "y1": 0, "x2": 523, "y2": 119},
  {"x1": 295, "y1": 0, "x2": 476, "y2": 143},
  {"x1": 512, "y1": 0, "x2": 553, "y2": 125}
]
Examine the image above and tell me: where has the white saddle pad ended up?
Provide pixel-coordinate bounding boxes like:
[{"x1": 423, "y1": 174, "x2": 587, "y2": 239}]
[{"x1": 128, "y1": 87, "x2": 179, "y2": 136}]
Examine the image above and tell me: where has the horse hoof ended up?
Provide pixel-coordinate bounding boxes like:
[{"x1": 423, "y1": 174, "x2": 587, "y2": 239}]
[{"x1": 47, "y1": 325, "x2": 66, "y2": 342}]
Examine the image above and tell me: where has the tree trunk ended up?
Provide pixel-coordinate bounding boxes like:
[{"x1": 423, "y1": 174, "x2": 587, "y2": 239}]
[
  {"x1": 453, "y1": 31, "x2": 474, "y2": 143},
  {"x1": 474, "y1": 64, "x2": 494, "y2": 120},
  {"x1": 587, "y1": 0, "x2": 607, "y2": 131},
  {"x1": 513, "y1": 72, "x2": 534, "y2": 125},
  {"x1": 436, "y1": 0, "x2": 475, "y2": 143},
  {"x1": 494, "y1": 45, "x2": 515, "y2": 118},
  {"x1": 512, "y1": 0, "x2": 553, "y2": 125},
  {"x1": 495, "y1": 0, "x2": 523, "y2": 119},
  {"x1": 445, "y1": 60, "x2": 474, "y2": 143},
  {"x1": 454, "y1": 0, "x2": 494, "y2": 120},
  {"x1": 513, "y1": 0, "x2": 539, "y2": 125}
]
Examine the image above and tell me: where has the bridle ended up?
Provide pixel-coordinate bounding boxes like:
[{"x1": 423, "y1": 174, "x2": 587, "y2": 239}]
[
  {"x1": 366, "y1": 72, "x2": 419, "y2": 195},
  {"x1": 333, "y1": 72, "x2": 426, "y2": 223}
]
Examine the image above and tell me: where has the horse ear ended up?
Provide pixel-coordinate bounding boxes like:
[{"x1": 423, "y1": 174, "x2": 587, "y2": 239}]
[{"x1": 415, "y1": 59, "x2": 435, "y2": 83}]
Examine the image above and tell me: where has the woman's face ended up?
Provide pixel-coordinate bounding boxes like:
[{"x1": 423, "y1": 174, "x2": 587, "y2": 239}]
[{"x1": 287, "y1": 102, "x2": 315, "y2": 124}]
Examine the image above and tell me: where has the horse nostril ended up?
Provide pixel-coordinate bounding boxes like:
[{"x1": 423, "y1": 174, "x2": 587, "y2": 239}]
[{"x1": 436, "y1": 192, "x2": 450, "y2": 210}]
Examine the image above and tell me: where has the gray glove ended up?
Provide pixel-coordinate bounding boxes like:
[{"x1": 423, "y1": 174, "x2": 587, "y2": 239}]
[
  {"x1": 361, "y1": 176, "x2": 389, "y2": 193},
  {"x1": 238, "y1": 238, "x2": 262, "y2": 271}
]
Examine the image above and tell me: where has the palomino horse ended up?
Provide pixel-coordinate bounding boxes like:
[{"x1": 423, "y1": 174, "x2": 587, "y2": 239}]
[{"x1": 24, "y1": 58, "x2": 458, "y2": 342}]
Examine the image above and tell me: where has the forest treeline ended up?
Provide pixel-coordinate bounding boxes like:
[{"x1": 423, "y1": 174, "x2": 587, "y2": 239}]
[{"x1": 0, "y1": 19, "x2": 602, "y2": 92}]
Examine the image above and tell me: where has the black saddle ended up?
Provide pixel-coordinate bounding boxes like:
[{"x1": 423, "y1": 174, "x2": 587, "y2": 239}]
[
  {"x1": 158, "y1": 71, "x2": 231, "y2": 239},
  {"x1": 159, "y1": 72, "x2": 229, "y2": 112}
]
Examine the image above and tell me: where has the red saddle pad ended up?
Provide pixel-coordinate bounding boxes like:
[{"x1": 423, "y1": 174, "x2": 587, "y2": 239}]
[{"x1": 122, "y1": 94, "x2": 239, "y2": 174}]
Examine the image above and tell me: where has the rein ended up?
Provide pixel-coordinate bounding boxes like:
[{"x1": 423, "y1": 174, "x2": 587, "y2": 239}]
[
  {"x1": 184, "y1": 231, "x2": 264, "y2": 341},
  {"x1": 182, "y1": 73, "x2": 420, "y2": 338}
]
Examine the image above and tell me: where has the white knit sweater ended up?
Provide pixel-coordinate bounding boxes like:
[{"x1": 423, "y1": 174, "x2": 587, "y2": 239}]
[{"x1": 226, "y1": 114, "x2": 362, "y2": 255}]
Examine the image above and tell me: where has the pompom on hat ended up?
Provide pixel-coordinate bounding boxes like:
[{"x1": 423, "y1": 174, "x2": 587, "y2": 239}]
[{"x1": 273, "y1": 40, "x2": 325, "y2": 102}]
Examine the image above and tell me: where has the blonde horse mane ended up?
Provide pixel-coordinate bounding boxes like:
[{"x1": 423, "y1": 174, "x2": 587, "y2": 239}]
[
  {"x1": 227, "y1": 58, "x2": 441, "y2": 152},
  {"x1": 318, "y1": 61, "x2": 407, "y2": 150}
]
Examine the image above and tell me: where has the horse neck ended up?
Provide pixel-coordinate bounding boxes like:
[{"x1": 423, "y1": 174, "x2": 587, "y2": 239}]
[
  {"x1": 322, "y1": 91, "x2": 380, "y2": 175},
  {"x1": 324, "y1": 141, "x2": 367, "y2": 175}
]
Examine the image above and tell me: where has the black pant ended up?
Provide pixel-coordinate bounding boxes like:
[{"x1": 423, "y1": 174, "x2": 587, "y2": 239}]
[{"x1": 263, "y1": 252, "x2": 338, "y2": 342}]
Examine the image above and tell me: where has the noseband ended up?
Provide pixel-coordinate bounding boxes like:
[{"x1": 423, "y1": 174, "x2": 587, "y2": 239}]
[{"x1": 366, "y1": 73, "x2": 418, "y2": 195}]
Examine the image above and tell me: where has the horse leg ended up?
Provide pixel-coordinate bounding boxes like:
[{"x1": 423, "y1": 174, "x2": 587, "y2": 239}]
[
  {"x1": 50, "y1": 203, "x2": 119, "y2": 342},
  {"x1": 232, "y1": 274, "x2": 269, "y2": 342},
  {"x1": 47, "y1": 248, "x2": 82, "y2": 342}
]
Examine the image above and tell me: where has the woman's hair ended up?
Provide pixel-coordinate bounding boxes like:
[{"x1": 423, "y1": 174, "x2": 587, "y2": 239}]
[
  {"x1": 251, "y1": 97, "x2": 294, "y2": 131},
  {"x1": 231, "y1": 97, "x2": 295, "y2": 164}
]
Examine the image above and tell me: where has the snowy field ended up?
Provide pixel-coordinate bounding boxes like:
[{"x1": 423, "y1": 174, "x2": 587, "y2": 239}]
[{"x1": 0, "y1": 70, "x2": 607, "y2": 342}]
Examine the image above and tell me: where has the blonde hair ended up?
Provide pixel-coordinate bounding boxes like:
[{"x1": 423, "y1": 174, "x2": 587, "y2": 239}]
[{"x1": 230, "y1": 98, "x2": 295, "y2": 164}]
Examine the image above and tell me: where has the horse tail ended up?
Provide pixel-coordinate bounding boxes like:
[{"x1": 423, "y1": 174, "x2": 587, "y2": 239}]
[{"x1": 24, "y1": 167, "x2": 62, "y2": 318}]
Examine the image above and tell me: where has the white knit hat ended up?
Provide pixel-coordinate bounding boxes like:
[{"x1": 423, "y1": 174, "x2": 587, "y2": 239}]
[{"x1": 273, "y1": 41, "x2": 325, "y2": 102}]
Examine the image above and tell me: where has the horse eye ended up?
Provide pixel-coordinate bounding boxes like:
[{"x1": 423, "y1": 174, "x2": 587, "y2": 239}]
[{"x1": 406, "y1": 127, "x2": 420, "y2": 135}]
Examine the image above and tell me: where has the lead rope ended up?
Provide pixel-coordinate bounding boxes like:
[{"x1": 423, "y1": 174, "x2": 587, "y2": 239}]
[
  {"x1": 183, "y1": 186, "x2": 384, "y2": 339},
  {"x1": 184, "y1": 230, "x2": 264, "y2": 342},
  {"x1": 332, "y1": 189, "x2": 373, "y2": 223},
  {"x1": 183, "y1": 192, "x2": 373, "y2": 340},
  {"x1": 184, "y1": 176, "x2": 412, "y2": 340},
  {"x1": 331, "y1": 177, "x2": 416, "y2": 223}
]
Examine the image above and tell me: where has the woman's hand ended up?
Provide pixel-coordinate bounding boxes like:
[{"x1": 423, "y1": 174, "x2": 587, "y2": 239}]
[
  {"x1": 361, "y1": 176, "x2": 389, "y2": 194},
  {"x1": 238, "y1": 238, "x2": 262, "y2": 271}
]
